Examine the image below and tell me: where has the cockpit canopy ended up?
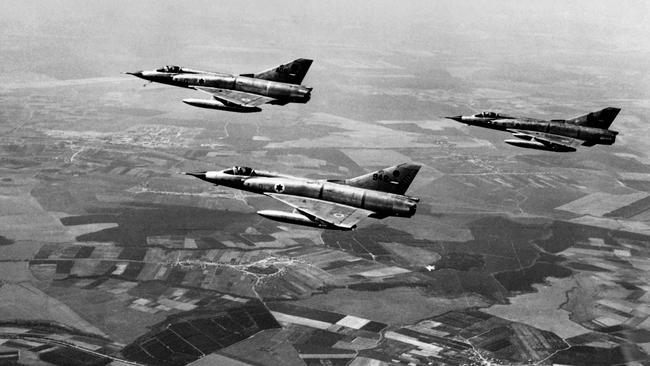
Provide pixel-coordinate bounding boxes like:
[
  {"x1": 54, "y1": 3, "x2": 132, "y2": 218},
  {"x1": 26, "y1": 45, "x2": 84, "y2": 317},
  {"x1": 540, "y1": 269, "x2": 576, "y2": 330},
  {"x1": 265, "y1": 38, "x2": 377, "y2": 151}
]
[
  {"x1": 223, "y1": 166, "x2": 254, "y2": 176},
  {"x1": 156, "y1": 65, "x2": 183, "y2": 73},
  {"x1": 475, "y1": 111, "x2": 499, "y2": 118}
]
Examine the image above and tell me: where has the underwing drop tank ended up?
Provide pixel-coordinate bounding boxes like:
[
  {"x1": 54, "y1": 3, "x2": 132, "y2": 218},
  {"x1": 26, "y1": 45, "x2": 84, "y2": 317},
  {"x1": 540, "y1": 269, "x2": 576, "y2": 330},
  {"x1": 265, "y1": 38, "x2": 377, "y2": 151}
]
[
  {"x1": 182, "y1": 99, "x2": 261, "y2": 113},
  {"x1": 256, "y1": 210, "x2": 353, "y2": 230}
]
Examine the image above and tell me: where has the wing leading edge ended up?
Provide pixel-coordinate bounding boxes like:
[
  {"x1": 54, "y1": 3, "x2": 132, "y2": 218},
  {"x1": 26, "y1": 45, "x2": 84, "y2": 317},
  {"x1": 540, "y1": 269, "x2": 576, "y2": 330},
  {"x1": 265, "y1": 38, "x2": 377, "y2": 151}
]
[
  {"x1": 265, "y1": 193, "x2": 373, "y2": 230},
  {"x1": 193, "y1": 86, "x2": 276, "y2": 108}
]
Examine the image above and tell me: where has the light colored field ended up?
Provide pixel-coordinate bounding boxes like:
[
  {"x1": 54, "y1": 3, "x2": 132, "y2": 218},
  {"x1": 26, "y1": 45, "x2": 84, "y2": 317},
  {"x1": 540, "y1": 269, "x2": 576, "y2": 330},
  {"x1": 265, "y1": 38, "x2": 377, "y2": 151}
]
[
  {"x1": 556, "y1": 192, "x2": 649, "y2": 216},
  {"x1": 619, "y1": 172, "x2": 650, "y2": 180},
  {"x1": 270, "y1": 312, "x2": 331, "y2": 330},
  {"x1": 0, "y1": 241, "x2": 43, "y2": 261},
  {"x1": 293, "y1": 287, "x2": 489, "y2": 325},
  {"x1": 218, "y1": 328, "x2": 304, "y2": 366},
  {"x1": 381, "y1": 242, "x2": 441, "y2": 267},
  {"x1": 570, "y1": 216, "x2": 650, "y2": 236},
  {"x1": 483, "y1": 276, "x2": 590, "y2": 338},
  {"x1": 341, "y1": 149, "x2": 413, "y2": 167},
  {"x1": 358, "y1": 266, "x2": 410, "y2": 278},
  {"x1": 65, "y1": 223, "x2": 119, "y2": 238},
  {"x1": 380, "y1": 214, "x2": 474, "y2": 243},
  {"x1": 0, "y1": 262, "x2": 33, "y2": 283},
  {"x1": 0, "y1": 179, "x2": 75, "y2": 241},
  {"x1": 0, "y1": 283, "x2": 107, "y2": 337},
  {"x1": 187, "y1": 353, "x2": 254, "y2": 366},
  {"x1": 385, "y1": 331, "x2": 443, "y2": 353},
  {"x1": 336, "y1": 315, "x2": 370, "y2": 329},
  {"x1": 0, "y1": 214, "x2": 70, "y2": 242},
  {"x1": 266, "y1": 113, "x2": 430, "y2": 149},
  {"x1": 349, "y1": 357, "x2": 391, "y2": 366},
  {"x1": 379, "y1": 118, "x2": 466, "y2": 131}
]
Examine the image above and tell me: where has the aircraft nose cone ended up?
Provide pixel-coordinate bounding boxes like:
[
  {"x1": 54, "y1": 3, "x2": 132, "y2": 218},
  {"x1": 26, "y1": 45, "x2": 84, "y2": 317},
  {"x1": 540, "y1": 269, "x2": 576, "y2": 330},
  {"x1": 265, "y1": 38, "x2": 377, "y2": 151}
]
[
  {"x1": 125, "y1": 70, "x2": 143, "y2": 77},
  {"x1": 184, "y1": 171, "x2": 206, "y2": 179},
  {"x1": 445, "y1": 115, "x2": 463, "y2": 122}
]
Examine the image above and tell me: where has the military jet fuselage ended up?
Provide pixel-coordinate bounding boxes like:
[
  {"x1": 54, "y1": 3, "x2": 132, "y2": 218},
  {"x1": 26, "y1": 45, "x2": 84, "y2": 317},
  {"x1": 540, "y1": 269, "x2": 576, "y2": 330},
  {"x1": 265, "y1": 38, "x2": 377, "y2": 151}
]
[
  {"x1": 185, "y1": 164, "x2": 421, "y2": 230},
  {"x1": 447, "y1": 108, "x2": 620, "y2": 152},
  {"x1": 127, "y1": 59, "x2": 313, "y2": 112}
]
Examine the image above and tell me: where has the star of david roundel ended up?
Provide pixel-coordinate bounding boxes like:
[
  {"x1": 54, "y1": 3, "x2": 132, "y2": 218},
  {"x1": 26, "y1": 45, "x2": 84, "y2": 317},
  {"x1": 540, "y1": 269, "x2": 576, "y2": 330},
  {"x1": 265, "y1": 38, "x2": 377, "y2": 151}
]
[{"x1": 274, "y1": 183, "x2": 285, "y2": 193}]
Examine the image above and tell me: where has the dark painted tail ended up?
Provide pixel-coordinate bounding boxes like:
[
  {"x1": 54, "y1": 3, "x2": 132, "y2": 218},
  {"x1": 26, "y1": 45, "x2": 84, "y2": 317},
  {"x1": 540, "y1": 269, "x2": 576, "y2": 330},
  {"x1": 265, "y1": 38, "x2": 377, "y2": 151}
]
[
  {"x1": 343, "y1": 163, "x2": 421, "y2": 195},
  {"x1": 247, "y1": 58, "x2": 313, "y2": 85},
  {"x1": 566, "y1": 107, "x2": 621, "y2": 129}
]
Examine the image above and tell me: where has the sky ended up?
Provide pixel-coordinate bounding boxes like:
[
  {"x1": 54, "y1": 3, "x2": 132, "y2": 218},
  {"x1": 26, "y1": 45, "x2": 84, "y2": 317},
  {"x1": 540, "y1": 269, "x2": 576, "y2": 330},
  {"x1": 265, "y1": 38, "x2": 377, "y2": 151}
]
[{"x1": 1, "y1": 0, "x2": 648, "y2": 80}]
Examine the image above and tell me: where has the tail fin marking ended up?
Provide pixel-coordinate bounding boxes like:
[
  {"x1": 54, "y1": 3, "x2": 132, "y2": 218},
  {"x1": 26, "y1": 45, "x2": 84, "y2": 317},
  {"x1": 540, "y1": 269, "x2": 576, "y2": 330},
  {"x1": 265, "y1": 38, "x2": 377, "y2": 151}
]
[
  {"x1": 567, "y1": 107, "x2": 621, "y2": 129},
  {"x1": 343, "y1": 163, "x2": 421, "y2": 195},
  {"x1": 248, "y1": 58, "x2": 313, "y2": 85}
]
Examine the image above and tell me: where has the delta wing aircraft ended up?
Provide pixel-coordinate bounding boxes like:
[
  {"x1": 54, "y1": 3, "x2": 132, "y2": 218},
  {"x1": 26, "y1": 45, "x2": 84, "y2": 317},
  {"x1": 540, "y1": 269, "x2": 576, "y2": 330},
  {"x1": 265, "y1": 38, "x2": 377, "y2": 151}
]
[
  {"x1": 185, "y1": 163, "x2": 421, "y2": 230},
  {"x1": 126, "y1": 58, "x2": 313, "y2": 112},
  {"x1": 446, "y1": 107, "x2": 621, "y2": 152}
]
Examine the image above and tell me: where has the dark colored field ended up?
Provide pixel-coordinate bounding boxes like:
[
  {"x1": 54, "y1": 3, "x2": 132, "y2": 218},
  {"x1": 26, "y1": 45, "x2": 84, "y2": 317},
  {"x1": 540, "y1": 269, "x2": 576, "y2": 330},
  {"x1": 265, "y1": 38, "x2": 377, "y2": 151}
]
[
  {"x1": 361, "y1": 321, "x2": 387, "y2": 333},
  {"x1": 122, "y1": 304, "x2": 279, "y2": 366},
  {"x1": 441, "y1": 217, "x2": 546, "y2": 273},
  {"x1": 62, "y1": 203, "x2": 260, "y2": 247},
  {"x1": 117, "y1": 247, "x2": 147, "y2": 261},
  {"x1": 165, "y1": 267, "x2": 187, "y2": 285},
  {"x1": 321, "y1": 260, "x2": 355, "y2": 271},
  {"x1": 482, "y1": 337, "x2": 512, "y2": 352},
  {"x1": 195, "y1": 237, "x2": 229, "y2": 249},
  {"x1": 83, "y1": 277, "x2": 108, "y2": 289},
  {"x1": 620, "y1": 179, "x2": 650, "y2": 192},
  {"x1": 611, "y1": 328, "x2": 650, "y2": 343},
  {"x1": 432, "y1": 310, "x2": 492, "y2": 332},
  {"x1": 55, "y1": 260, "x2": 74, "y2": 275},
  {"x1": 535, "y1": 220, "x2": 650, "y2": 253},
  {"x1": 323, "y1": 224, "x2": 425, "y2": 261},
  {"x1": 566, "y1": 262, "x2": 610, "y2": 272},
  {"x1": 74, "y1": 246, "x2": 95, "y2": 259},
  {"x1": 33, "y1": 245, "x2": 57, "y2": 259},
  {"x1": 39, "y1": 347, "x2": 110, "y2": 366},
  {"x1": 0, "y1": 236, "x2": 14, "y2": 246},
  {"x1": 121, "y1": 262, "x2": 145, "y2": 280},
  {"x1": 604, "y1": 195, "x2": 650, "y2": 219},
  {"x1": 551, "y1": 345, "x2": 648, "y2": 366},
  {"x1": 245, "y1": 265, "x2": 278, "y2": 275},
  {"x1": 129, "y1": 281, "x2": 169, "y2": 299},
  {"x1": 434, "y1": 252, "x2": 484, "y2": 271},
  {"x1": 494, "y1": 262, "x2": 572, "y2": 293},
  {"x1": 303, "y1": 330, "x2": 343, "y2": 347}
]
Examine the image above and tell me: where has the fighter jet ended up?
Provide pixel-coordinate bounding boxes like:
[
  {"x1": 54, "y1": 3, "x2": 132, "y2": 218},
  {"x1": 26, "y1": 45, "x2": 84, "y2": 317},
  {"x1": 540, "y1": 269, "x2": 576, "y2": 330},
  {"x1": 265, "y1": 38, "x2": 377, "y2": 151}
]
[
  {"x1": 126, "y1": 58, "x2": 313, "y2": 112},
  {"x1": 185, "y1": 163, "x2": 421, "y2": 230},
  {"x1": 446, "y1": 107, "x2": 621, "y2": 152}
]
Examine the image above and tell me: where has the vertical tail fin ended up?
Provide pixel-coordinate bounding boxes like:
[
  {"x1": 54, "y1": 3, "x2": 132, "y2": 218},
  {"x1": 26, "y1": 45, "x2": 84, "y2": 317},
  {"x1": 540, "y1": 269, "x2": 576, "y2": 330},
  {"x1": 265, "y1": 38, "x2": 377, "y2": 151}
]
[
  {"x1": 343, "y1": 163, "x2": 421, "y2": 195},
  {"x1": 567, "y1": 107, "x2": 621, "y2": 129},
  {"x1": 247, "y1": 58, "x2": 313, "y2": 85}
]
